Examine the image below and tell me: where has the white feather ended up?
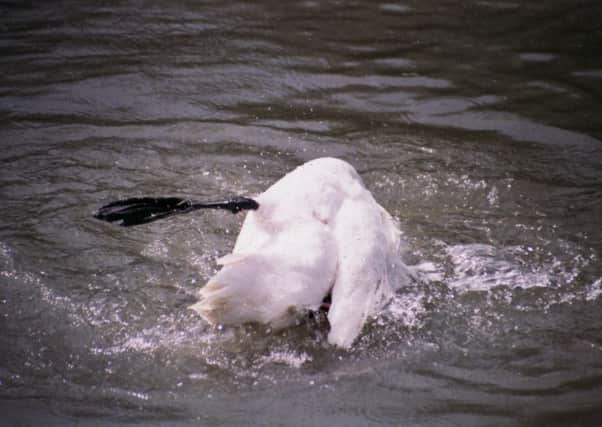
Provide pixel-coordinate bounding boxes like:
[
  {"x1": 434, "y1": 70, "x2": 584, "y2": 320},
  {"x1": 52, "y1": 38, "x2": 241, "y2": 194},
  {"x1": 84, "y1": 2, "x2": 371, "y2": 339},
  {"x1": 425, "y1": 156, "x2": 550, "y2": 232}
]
[{"x1": 189, "y1": 157, "x2": 412, "y2": 347}]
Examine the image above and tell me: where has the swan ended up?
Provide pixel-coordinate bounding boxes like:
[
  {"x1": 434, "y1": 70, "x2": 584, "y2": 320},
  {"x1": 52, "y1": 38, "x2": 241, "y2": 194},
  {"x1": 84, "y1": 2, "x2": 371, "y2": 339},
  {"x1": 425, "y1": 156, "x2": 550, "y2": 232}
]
[{"x1": 189, "y1": 157, "x2": 413, "y2": 348}]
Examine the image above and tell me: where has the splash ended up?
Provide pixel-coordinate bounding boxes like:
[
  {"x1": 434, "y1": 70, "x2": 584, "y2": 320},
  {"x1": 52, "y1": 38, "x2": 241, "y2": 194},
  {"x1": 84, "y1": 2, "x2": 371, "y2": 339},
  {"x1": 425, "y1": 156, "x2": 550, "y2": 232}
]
[
  {"x1": 586, "y1": 278, "x2": 602, "y2": 301},
  {"x1": 260, "y1": 350, "x2": 313, "y2": 369},
  {"x1": 446, "y1": 243, "x2": 551, "y2": 292}
]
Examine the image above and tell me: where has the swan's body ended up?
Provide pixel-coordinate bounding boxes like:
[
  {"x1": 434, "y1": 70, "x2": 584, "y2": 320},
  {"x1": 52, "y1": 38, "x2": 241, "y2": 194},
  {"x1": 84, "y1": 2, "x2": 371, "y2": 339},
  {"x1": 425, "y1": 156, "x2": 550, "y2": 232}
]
[{"x1": 190, "y1": 157, "x2": 412, "y2": 347}]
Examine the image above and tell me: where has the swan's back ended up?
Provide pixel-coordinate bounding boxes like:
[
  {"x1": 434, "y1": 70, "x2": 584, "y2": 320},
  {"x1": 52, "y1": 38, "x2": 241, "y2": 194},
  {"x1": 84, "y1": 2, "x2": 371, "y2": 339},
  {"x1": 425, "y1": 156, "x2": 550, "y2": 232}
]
[{"x1": 232, "y1": 158, "x2": 366, "y2": 254}]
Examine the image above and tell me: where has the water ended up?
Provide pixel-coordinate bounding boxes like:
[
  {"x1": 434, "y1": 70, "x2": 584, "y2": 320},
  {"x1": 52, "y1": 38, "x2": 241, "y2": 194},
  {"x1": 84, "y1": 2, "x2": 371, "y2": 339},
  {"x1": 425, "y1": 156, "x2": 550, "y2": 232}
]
[{"x1": 1, "y1": 1, "x2": 601, "y2": 425}]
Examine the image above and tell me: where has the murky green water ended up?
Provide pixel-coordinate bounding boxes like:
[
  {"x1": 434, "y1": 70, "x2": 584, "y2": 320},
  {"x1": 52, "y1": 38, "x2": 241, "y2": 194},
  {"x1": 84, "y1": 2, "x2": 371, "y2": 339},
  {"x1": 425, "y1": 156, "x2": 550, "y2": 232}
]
[{"x1": 1, "y1": 1, "x2": 601, "y2": 425}]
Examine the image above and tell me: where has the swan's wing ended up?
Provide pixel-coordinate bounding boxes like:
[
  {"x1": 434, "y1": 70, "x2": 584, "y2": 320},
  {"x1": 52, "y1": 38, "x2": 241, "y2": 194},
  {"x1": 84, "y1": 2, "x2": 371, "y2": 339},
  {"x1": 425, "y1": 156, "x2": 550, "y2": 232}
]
[
  {"x1": 327, "y1": 197, "x2": 403, "y2": 348},
  {"x1": 191, "y1": 222, "x2": 337, "y2": 328}
]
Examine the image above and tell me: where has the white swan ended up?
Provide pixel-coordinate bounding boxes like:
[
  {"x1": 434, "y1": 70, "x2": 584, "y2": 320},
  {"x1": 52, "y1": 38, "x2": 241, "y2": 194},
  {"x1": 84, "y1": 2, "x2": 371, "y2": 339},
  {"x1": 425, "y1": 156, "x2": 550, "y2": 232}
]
[{"x1": 189, "y1": 157, "x2": 413, "y2": 348}]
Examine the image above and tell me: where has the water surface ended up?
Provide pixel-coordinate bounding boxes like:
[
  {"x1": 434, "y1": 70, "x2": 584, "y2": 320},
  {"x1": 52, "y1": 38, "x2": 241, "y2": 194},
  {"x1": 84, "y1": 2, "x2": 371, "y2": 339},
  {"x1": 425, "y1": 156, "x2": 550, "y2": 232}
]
[{"x1": 1, "y1": 1, "x2": 602, "y2": 426}]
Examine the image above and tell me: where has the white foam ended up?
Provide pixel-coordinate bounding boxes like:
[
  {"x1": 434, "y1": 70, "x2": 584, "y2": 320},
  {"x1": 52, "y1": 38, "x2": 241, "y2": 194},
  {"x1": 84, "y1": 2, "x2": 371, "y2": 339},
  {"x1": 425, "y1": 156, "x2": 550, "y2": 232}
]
[
  {"x1": 0, "y1": 241, "x2": 15, "y2": 272},
  {"x1": 260, "y1": 350, "x2": 312, "y2": 369},
  {"x1": 446, "y1": 243, "x2": 550, "y2": 292},
  {"x1": 487, "y1": 185, "x2": 499, "y2": 207},
  {"x1": 586, "y1": 278, "x2": 602, "y2": 301},
  {"x1": 386, "y1": 291, "x2": 427, "y2": 330},
  {"x1": 141, "y1": 240, "x2": 169, "y2": 260}
]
